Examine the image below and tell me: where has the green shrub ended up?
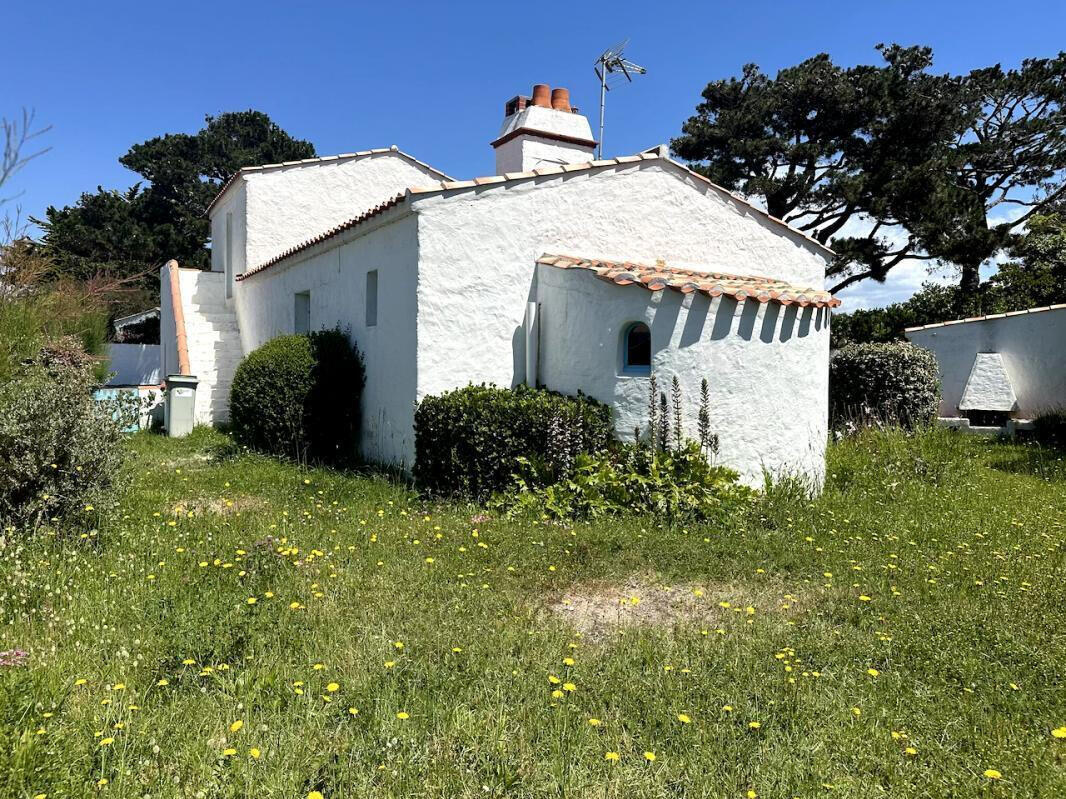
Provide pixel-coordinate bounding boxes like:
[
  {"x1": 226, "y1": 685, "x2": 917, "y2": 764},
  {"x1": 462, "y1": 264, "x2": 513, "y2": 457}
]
[
  {"x1": 830, "y1": 342, "x2": 940, "y2": 431},
  {"x1": 508, "y1": 440, "x2": 754, "y2": 522},
  {"x1": 0, "y1": 338, "x2": 135, "y2": 529},
  {"x1": 229, "y1": 329, "x2": 365, "y2": 465},
  {"x1": 1032, "y1": 409, "x2": 1066, "y2": 448},
  {"x1": 413, "y1": 384, "x2": 613, "y2": 497}
]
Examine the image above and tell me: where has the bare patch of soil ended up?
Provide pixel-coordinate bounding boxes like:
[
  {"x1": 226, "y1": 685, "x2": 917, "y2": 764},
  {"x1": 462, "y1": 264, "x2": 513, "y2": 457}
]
[
  {"x1": 546, "y1": 573, "x2": 804, "y2": 640},
  {"x1": 170, "y1": 496, "x2": 268, "y2": 517}
]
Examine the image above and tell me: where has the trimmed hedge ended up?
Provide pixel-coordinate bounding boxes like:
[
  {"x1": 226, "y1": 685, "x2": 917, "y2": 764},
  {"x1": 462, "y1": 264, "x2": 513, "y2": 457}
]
[
  {"x1": 229, "y1": 329, "x2": 365, "y2": 465},
  {"x1": 830, "y1": 342, "x2": 940, "y2": 430},
  {"x1": 413, "y1": 384, "x2": 613, "y2": 497}
]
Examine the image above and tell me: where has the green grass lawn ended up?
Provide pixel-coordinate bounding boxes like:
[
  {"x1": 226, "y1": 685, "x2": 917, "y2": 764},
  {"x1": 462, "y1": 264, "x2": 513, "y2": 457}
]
[{"x1": 1, "y1": 428, "x2": 1064, "y2": 798}]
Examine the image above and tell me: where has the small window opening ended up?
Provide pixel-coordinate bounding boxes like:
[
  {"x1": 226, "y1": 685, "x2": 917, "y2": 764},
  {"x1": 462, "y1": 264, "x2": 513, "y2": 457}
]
[
  {"x1": 366, "y1": 270, "x2": 378, "y2": 327},
  {"x1": 294, "y1": 291, "x2": 310, "y2": 335},
  {"x1": 622, "y1": 322, "x2": 651, "y2": 375}
]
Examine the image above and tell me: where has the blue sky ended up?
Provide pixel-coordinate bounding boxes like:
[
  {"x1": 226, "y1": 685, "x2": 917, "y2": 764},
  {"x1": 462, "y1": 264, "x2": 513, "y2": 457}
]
[{"x1": 8, "y1": 0, "x2": 1065, "y2": 308}]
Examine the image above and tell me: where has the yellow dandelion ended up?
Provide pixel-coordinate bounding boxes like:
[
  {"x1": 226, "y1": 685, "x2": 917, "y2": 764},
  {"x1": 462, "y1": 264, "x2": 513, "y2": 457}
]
[
  {"x1": 348, "y1": 707, "x2": 359, "y2": 715},
  {"x1": 748, "y1": 721, "x2": 761, "y2": 729},
  {"x1": 1052, "y1": 726, "x2": 1066, "y2": 739},
  {"x1": 250, "y1": 747, "x2": 261, "y2": 759},
  {"x1": 326, "y1": 682, "x2": 339, "y2": 693},
  {"x1": 905, "y1": 746, "x2": 917, "y2": 756},
  {"x1": 551, "y1": 689, "x2": 564, "y2": 698},
  {"x1": 605, "y1": 751, "x2": 620, "y2": 761},
  {"x1": 983, "y1": 769, "x2": 1002, "y2": 780},
  {"x1": 643, "y1": 751, "x2": 656, "y2": 762},
  {"x1": 99, "y1": 737, "x2": 114, "y2": 746},
  {"x1": 246, "y1": 597, "x2": 257, "y2": 604},
  {"x1": 588, "y1": 718, "x2": 602, "y2": 726},
  {"x1": 223, "y1": 747, "x2": 237, "y2": 756},
  {"x1": 867, "y1": 668, "x2": 880, "y2": 677},
  {"x1": 677, "y1": 713, "x2": 692, "y2": 724},
  {"x1": 396, "y1": 711, "x2": 409, "y2": 720},
  {"x1": 74, "y1": 678, "x2": 87, "y2": 686},
  {"x1": 156, "y1": 678, "x2": 169, "y2": 686},
  {"x1": 307, "y1": 792, "x2": 324, "y2": 799},
  {"x1": 563, "y1": 682, "x2": 576, "y2": 692},
  {"x1": 229, "y1": 720, "x2": 243, "y2": 733}
]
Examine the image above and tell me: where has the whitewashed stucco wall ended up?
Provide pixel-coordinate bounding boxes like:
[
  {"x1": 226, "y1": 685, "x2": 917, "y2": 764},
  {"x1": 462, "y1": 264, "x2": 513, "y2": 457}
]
[
  {"x1": 241, "y1": 154, "x2": 442, "y2": 270},
  {"x1": 209, "y1": 184, "x2": 248, "y2": 277},
  {"x1": 495, "y1": 135, "x2": 594, "y2": 174},
  {"x1": 413, "y1": 161, "x2": 827, "y2": 390},
  {"x1": 536, "y1": 266, "x2": 829, "y2": 487},
  {"x1": 234, "y1": 211, "x2": 420, "y2": 466},
  {"x1": 412, "y1": 161, "x2": 831, "y2": 486},
  {"x1": 906, "y1": 306, "x2": 1066, "y2": 418}
]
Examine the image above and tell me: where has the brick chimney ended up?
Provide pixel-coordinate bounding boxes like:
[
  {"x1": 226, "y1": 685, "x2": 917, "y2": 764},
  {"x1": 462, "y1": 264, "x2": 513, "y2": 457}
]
[{"x1": 491, "y1": 84, "x2": 597, "y2": 174}]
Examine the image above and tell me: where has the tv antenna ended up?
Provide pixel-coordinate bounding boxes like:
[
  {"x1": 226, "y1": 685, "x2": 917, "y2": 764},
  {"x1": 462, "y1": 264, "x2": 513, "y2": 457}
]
[{"x1": 594, "y1": 40, "x2": 647, "y2": 159}]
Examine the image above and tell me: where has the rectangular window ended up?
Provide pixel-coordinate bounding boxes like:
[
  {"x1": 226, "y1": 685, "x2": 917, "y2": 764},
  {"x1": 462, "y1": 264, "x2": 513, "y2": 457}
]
[
  {"x1": 225, "y1": 212, "x2": 234, "y2": 299},
  {"x1": 366, "y1": 270, "x2": 378, "y2": 327},
  {"x1": 294, "y1": 291, "x2": 310, "y2": 334}
]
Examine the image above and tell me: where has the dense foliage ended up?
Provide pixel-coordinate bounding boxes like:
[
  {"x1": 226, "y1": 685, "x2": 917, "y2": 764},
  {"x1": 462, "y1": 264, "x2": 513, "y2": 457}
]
[
  {"x1": 33, "y1": 111, "x2": 314, "y2": 316},
  {"x1": 509, "y1": 440, "x2": 753, "y2": 522},
  {"x1": 413, "y1": 385, "x2": 613, "y2": 498},
  {"x1": 829, "y1": 342, "x2": 941, "y2": 430},
  {"x1": 229, "y1": 330, "x2": 365, "y2": 466},
  {"x1": 832, "y1": 214, "x2": 1066, "y2": 346},
  {"x1": 674, "y1": 45, "x2": 1066, "y2": 301},
  {"x1": 0, "y1": 240, "x2": 109, "y2": 382},
  {"x1": 0, "y1": 338, "x2": 134, "y2": 528},
  {"x1": 1033, "y1": 409, "x2": 1066, "y2": 448}
]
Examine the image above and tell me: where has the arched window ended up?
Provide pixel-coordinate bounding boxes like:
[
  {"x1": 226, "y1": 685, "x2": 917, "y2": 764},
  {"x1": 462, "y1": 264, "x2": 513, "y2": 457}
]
[{"x1": 622, "y1": 322, "x2": 651, "y2": 375}]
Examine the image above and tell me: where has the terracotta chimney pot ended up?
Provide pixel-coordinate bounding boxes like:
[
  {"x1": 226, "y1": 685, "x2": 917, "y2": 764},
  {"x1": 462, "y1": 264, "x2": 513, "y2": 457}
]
[
  {"x1": 531, "y1": 84, "x2": 552, "y2": 108},
  {"x1": 551, "y1": 87, "x2": 571, "y2": 112}
]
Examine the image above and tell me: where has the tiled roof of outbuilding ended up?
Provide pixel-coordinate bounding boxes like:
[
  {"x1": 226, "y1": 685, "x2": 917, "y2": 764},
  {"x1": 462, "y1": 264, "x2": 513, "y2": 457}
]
[{"x1": 537, "y1": 253, "x2": 841, "y2": 308}]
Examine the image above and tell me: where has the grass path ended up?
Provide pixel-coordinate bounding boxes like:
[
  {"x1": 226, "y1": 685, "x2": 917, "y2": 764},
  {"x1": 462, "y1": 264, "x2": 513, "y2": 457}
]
[{"x1": 1, "y1": 428, "x2": 1064, "y2": 798}]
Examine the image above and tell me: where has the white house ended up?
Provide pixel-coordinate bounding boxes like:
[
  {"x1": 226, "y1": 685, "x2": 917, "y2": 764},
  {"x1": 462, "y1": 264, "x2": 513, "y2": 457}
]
[{"x1": 161, "y1": 84, "x2": 839, "y2": 487}]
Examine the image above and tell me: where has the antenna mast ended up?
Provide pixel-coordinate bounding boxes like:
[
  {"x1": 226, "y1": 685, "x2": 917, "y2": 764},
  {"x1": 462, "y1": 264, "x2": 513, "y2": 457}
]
[{"x1": 594, "y1": 40, "x2": 647, "y2": 159}]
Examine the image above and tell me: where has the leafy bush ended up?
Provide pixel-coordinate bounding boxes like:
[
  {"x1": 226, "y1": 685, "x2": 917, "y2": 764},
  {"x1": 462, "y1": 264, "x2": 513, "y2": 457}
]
[
  {"x1": 508, "y1": 440, "x2": 753, "y2": 522},
  {"x1": 413, "y1": 385, "x2": 613, "y2": 497},
  {"x1": 0, "y1": 338, "x2": 135, "y2": 529},
  {"x1": 830, "y1": 342, "x2": 940, "y2": 431},
  {"x1": 229, "y1": 329, "x2": 365, "y2": 465},
  {"x1": 1032, "y1": 409, "x2": 1066, "y2": 448}
]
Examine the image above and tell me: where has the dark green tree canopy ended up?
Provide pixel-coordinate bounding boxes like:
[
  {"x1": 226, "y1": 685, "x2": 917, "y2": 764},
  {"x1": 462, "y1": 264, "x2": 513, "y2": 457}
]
[
  {"x1": 673, "y1": 46, "x2": 1066, "y2": 299},
  {"x1": 35, "y1": 111, "x2": 314, "y2": 291}
]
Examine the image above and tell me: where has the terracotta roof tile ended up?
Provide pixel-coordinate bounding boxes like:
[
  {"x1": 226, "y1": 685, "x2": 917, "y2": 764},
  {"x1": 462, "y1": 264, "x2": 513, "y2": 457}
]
[
  {"x1": 236, "y1": 193, "x2": 407, "y2": 281},
  {"x1": 537, "y1": 253, "x2": 841, "y2": 308}
]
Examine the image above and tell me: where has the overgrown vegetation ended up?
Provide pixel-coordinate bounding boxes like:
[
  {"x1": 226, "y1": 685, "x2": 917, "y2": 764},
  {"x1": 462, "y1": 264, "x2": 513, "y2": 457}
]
[
  {"x1": 830, "y1": 342, "x2": 941, "y2": 430},
  {"x1": 0, "y1": 427, "x2": 1063, "y2": 797},
  {"x1": 229, "y1": 330, "x2": 365, "y2": 466},
  {"x1": 510, "y1": 440, "x2": 753, "y2": 522},
  {"x1": 0, "y1": 338, "x2": 134, "y2": 529},
  {"x1": 413, "y1": 384, "x2": 613, "y2": 498}
]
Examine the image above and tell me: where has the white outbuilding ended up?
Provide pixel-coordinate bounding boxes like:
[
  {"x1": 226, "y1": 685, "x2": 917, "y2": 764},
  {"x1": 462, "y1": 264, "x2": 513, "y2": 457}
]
[{"x1": 161, "y1": 84, "x2": 839, "y2": 487}]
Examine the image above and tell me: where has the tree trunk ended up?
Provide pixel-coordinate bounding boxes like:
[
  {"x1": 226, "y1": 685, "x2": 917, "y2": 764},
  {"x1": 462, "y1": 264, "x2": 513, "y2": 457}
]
[{"x1": 958, "y1": 260, "x2": 983, "y2": 316}]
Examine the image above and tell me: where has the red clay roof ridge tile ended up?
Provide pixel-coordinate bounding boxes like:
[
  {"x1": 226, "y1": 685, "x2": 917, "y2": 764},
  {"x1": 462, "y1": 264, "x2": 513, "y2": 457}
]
[{"x1": 537, "y1": 253, "x2": 841, "y2": 309}]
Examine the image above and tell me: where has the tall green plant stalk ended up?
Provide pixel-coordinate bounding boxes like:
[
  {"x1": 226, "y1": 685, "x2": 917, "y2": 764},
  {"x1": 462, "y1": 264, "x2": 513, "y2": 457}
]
[{"x1": 672, "y1": 376, "x2": 683, "y2": 450}]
